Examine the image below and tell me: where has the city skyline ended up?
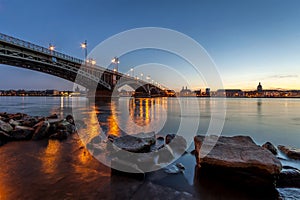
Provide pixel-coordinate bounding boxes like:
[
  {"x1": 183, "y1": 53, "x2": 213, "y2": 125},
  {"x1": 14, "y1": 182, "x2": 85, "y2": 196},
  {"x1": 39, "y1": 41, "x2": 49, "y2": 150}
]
[{"x1": 0, "y1": 0, "x2": 300, "y2": 90}]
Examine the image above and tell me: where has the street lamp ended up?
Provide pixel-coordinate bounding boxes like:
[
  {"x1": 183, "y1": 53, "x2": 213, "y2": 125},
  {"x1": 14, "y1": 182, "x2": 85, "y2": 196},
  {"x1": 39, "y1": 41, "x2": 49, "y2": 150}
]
[
  {"x1": 89, "y1": 58, "x2": 96, "y2": 66},
  {"x1": 130, "y1": 68, "x2": 134, "y2": 77},
  {"x1": 49, "y1": 43, "x2": 55, "y2": 52},
  {"x1": 111, "y1": 57, "x2": 120, "y2": 72},
  {"x1": 81, "y1": 40, "x2": 87, "y2": 61}
]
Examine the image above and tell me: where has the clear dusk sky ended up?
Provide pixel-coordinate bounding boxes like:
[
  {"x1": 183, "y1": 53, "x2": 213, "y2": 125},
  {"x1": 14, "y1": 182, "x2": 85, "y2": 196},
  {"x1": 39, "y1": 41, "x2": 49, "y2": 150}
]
[{"x1": 0, "y1": 0, "x2": 300, "y2": 91}]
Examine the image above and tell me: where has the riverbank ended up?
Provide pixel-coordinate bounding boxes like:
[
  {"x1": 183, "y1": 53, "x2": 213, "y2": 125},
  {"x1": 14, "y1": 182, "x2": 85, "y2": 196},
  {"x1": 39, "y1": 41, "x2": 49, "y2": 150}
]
[
  {"x1": 0, "y1": 133, "x2": 300, "y2": 199},
  {"x1": 1, "y1": 111, "x2": 300, "y2": 199}
]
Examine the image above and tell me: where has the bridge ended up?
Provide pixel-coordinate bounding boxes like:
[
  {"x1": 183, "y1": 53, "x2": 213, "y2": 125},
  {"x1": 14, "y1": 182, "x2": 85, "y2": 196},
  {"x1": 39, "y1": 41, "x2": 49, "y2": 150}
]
[{"x1": 0, "y1": 33, "x2": 167, "y2": 98}]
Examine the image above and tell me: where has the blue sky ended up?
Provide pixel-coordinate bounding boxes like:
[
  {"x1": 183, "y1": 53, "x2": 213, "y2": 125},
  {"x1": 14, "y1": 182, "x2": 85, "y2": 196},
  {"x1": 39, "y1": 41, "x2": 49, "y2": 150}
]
[{"x1": 0, "y1": 0, "x2": 300, "y2": 91}]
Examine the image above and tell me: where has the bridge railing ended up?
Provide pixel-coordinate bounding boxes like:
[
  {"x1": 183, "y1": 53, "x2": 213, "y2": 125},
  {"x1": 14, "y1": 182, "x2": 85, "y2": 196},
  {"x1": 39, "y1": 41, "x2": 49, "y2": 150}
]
[
  {"x1": 0, "y1": 33, "x2": 165, "y2": 90},
  {"x1": 0, "y1": 32, "x2": 83, "y2": 64}
]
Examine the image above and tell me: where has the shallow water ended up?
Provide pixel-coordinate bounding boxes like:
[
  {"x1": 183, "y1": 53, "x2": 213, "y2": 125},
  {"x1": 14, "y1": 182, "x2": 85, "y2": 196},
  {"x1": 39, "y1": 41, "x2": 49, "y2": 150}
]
[{"x1": 0, "y1": 96, "x2": 300, "y2": 199}]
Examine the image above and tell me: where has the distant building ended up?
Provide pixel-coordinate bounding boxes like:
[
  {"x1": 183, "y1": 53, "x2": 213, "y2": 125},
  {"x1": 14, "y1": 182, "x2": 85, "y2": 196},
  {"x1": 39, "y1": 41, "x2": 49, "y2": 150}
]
[
  {"x1": 257, "y1": 82, "x2": 263, "y2": 93},
  {"x1": 194, "y1": 89, "x2": 201, "y2": 97},
  {"x1": 180, "y1": 86, "x2": 194, "y2": 96},
  {"x1": 205, "y1": 88, "x2": 211, "y2": 96},
  {"x1": 216, "y1": 89, "x2": 244, "y2": 97},
  {"x1": 45, "y1": 90, "x2": 60, "y2": 96},
  {"x1": 165, "y1": 90, "x2": 176, "y2": 97}
]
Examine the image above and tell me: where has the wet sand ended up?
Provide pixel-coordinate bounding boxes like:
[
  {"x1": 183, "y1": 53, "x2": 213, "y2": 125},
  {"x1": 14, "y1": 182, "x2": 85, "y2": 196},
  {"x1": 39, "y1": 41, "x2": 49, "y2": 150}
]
[{"x1": 0, "y1": 134, "x2": 293, "y2": 200}]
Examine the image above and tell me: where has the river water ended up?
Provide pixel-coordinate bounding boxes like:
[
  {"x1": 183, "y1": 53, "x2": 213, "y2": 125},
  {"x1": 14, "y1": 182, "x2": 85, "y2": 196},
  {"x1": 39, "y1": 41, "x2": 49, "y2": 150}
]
[
  {"x1": 0, "y1": 96, "x2": 300, "y2": 199},
  {"x1": 1, "y1": 96, "x2": 299, "y2": 146}
]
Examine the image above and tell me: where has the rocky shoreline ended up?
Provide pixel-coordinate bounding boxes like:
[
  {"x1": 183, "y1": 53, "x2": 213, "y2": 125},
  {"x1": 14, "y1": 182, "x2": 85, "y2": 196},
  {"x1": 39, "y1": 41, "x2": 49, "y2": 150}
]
[
  {"x1": 1, "y1": 112, "x2": 300, "y2": 199},
  {"x1": 0, "y1": 112, "x2": 76, "y2": 146}
]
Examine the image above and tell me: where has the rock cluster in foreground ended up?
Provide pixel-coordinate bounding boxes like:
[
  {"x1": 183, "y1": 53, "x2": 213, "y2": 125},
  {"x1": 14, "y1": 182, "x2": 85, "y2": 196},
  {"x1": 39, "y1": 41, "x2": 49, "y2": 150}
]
[
  {"x1": 0, "y1": 112, "x2": 76, "y2": 146},
  {"x1": 194, "y1": 135, "x2": 282, "y2": 188}
]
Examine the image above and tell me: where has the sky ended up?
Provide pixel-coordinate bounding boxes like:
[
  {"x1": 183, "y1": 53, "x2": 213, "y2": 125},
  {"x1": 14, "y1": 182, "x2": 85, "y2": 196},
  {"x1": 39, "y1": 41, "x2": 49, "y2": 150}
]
[{"x1": 0, "y1": 0, "x2": 300, "y2": 91}]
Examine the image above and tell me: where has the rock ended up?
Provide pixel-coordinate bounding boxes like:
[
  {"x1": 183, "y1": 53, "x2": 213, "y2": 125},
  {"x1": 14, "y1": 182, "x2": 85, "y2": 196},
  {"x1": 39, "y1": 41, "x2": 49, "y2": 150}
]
[
  {"x1": 113, "y1": 132, "x2": 156, "y2": 153},
  {"x1": 47, "y1": 118, "x2": 63, "y2": 133},
  {"x1": 176, "y1": 162, "x2": 185, "y2": 170},
  {"x1": 47, "y1": 113, "x2": 58, "y2": 119},
  {"x1": 164, "y1": 163, "x2": 185, "y2": 174},
  {"x1": 190, "y1": 149, "x2": 196, "y2": 155},
  {"x1": 107, "y1": 134, "x2": 118, "y2": 143},
  {"x1": 166, "y1": 134, "x2": 175, "y2": 144},
  {"x1": 10, "y1": 126, "x2": 34, "y2": 140},
  {"x1": 0, "y1": 121, "x2": 13, "y2": 133},
  {"x1": 157, "y1": 146, "x2": 175, "y2": 164},
  {"x1": 194, "y1": 135, "x2": 282, "y2": 187},
  {"x1": 277, "y1": 168, "x2": 300, "y2": 188},
  {"x1": 57, "y1": 120, "x2": 76, "y2": 134},
  {"x1": 262, "y1": 142, "x2": 278, "y2": 155},
  {"x1": 164, "y1": 164, "x2": 183, "y2": 174},
  {"x1": 0, "y1": 130, "x2": 11, "y2": 139},
  {"x1": 32, "y1": 121, "x2": 50, "y2": 140},
  {"x1": 278, "y1": 145, "x2": 300, "y2": 160},
  {"x1": 21, "y1": 116, "x2": 38, "y2": 127},
  {"x1": 66, "y1": 115, "x2": 74, "y2": 125},
  {"x1": 49, "y1": 130, "x2": 69, "y2": 141},
  {"x1": 9, "y1": 119, "x2": 21, "y2": 127}
]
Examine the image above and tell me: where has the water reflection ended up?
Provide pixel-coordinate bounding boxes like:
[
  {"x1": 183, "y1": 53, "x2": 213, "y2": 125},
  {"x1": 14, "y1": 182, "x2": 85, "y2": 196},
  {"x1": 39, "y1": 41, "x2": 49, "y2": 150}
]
[{"x1": 40, "y1": 140, "x2": 62, "y2": 174}]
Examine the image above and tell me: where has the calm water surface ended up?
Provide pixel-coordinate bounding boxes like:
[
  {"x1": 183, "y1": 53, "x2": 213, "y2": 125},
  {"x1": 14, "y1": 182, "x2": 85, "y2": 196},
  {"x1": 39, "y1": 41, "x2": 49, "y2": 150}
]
[
  {"x1": 0, "y1": 96, "x2": 299, "y2": 199},
  {"x1": 1, "y1": 96, "x2": 299, "y2": 147}
]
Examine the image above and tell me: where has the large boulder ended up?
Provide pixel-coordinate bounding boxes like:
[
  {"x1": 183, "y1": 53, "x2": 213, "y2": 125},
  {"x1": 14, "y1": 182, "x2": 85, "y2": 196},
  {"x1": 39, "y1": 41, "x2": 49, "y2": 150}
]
[
  {"x1": 278, "y1": 145, "x2": 300, "y2": 160},
  {"x1": 0, "y1": 120, "x2": 13, "y2": 133},
  {"x1": 113, "y1": 132, "x2": 156, "y2": 153},
  {"x1": 194, "y1": 135, "x2": 282, "y2": 187},
  {"x1": 32, "y1": 121, "x2": 50, "y2": 140}
]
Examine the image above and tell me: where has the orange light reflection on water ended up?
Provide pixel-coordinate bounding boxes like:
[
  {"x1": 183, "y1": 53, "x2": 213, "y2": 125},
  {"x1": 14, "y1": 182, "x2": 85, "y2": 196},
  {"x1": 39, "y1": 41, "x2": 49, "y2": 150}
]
[{"x1": 40, "y1": 140, "x2": 61, "y2": 174}]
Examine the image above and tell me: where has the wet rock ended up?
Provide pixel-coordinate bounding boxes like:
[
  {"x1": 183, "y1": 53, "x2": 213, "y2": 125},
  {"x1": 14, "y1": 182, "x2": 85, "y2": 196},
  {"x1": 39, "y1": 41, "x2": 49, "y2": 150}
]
[
  {"x1": 176, "y1": 162, "x2": 185, "y2": 170},
  {"x1": 59, "y1": 120, "x2": 76, "y2": 134},
  {"x1": 164, "y1": 163, "x2": 185, "y2": 174},
  {"x1": 11, "y1": 126, "x2": 34, "y2": 140},
  {"x1": 9, "y1": 119, "x2": 21, "y2": 127},
  {"x1": 166, "y1": 134, "x2": 175, "y2": 144},
  {"x1": 49, "y1": 130, "x2": 69, "y2": 141},
  {"x1": 21, "y1": 117, "x2": 38, "y2": 127},
  {"x1": 278, "y1": 145, "x2": 300, "y2": 160},
  {"x1": 194, "y1": 135, "x2": 282, "y2": 187},
  {"x1": 0, "y1": 121, "x2": 13, "y2": 133},
  {"x1": 107, "y1": 134, "x2": 118, "y2": 143},
  {"x1": 157, "y1": 146, "x2": 175, "y2": 164},
  {"x1": 32, "y1": 121, "x2": 50, "y2": 140},
  {"x1": 46, "y1": 113, "x2": 58, "y2": 119},
  {"x1": 262, "y1": 142, "x2": 278, "y2": 155},
  {"x1": 8, "y1": 113, "x2": 26, "y2": 120},
  {"x1": 277, "y1": 168, "x2": 300, "y2": 188},
  {"x1": 47, "y1": 118, "x2": 63, "y2": 133},
  {"x1": 66, "y1": 115, "x2": 74, "y2": 125},
  {"x1": 113, "y1": 132, "x2": 156, "y2": 153},
  {"x1": 190, "y1": 149, "x2": 196, "y2": 155},
  {"x1": 0, "y1": 130, "x2": 11, "y2": 139},
  {"x1": 166, "y1": 134, "x2": 187, "y2": 156}
]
